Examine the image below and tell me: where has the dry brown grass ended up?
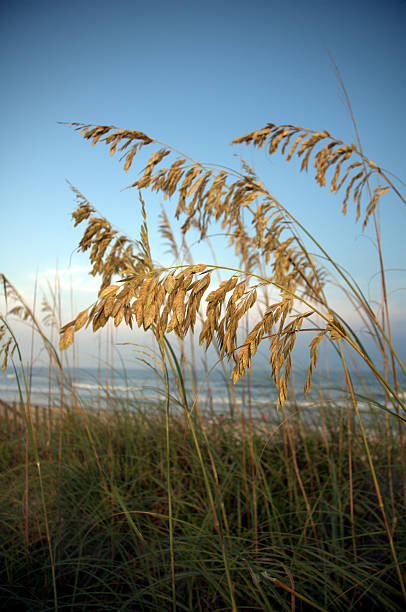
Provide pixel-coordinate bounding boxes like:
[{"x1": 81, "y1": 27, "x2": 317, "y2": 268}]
[{"x1": 53, "y1": 120, "x2": 404, "y2": 417}]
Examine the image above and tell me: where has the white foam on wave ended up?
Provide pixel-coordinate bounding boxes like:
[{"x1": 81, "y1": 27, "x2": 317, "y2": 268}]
[{"x1": 72, "y1": 382, "x2": 143, "y2": 392}]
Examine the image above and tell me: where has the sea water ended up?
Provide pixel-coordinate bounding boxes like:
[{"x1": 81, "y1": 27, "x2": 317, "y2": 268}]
[{"x1": 1, "y1": 364, "x2": 401, "y2": 422}]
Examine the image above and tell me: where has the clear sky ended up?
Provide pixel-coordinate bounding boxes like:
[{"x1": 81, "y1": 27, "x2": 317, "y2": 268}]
[{"x1": 1, "y1": 0, "x2": 405, "y2": 365}]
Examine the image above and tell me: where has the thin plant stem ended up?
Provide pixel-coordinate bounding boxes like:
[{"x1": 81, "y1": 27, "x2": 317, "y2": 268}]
[{"x1": 157, "y1": 338, "x2": 176, "y2": 612}]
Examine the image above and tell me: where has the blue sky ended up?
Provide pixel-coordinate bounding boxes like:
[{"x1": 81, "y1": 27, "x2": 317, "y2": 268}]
[{"x1": 1, "y1": 0, "x2": 405, "y2": 366}]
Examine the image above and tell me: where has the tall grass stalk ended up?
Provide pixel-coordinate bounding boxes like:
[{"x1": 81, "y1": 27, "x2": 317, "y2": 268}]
[
  {"x1": 162, "y1": 337, "x2": 238, "y2": 611},
  {"x1": 158, "y1": 338, "x2": 176, "y2": 611}
]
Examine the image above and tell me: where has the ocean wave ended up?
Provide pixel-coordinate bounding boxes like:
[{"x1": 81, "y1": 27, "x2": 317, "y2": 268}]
[{"x1": 72, "y1": 382, "x2": 143, "y2": 392}]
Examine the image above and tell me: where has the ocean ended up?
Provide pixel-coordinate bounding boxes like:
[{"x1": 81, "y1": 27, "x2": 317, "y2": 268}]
[{"x1": 1, "y1": 364, "x2": 401, "y2": 421}]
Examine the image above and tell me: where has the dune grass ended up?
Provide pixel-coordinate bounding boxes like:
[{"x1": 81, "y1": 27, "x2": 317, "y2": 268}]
[
  {"x1": 1, "y1": 96, "x2": 406, "y2": 609},
  {"x1": 0, "y1": 399, "x2": 405, "y2": 611}
]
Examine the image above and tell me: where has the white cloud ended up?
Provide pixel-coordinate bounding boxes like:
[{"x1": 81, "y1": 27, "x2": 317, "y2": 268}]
[{"x1": 31, "y1": 266, "x2": 100, "y2": 293}]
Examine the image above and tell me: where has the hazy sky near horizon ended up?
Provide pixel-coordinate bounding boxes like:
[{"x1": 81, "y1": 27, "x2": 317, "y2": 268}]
[{"x1": 1, "y1": 0, "x2": 405, "y2": 364}]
